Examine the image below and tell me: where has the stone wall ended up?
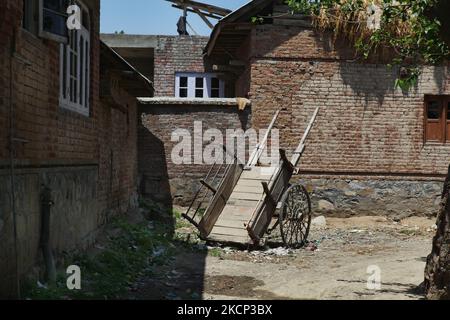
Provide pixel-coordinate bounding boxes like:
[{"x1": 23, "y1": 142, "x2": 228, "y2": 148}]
[
  {"x1": 0, "y1": 167, "x2": 99, "y2": 298},
  {"x1": 296, "y1": 176, "x2": 443, "y2": 219}
]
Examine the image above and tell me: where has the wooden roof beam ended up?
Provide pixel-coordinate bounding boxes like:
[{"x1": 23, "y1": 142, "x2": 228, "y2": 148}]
[
  {"x1": 165, "y1": 0, "x2": 231, "y2": 17},
  {"x1": 171, "y1": 4, "x2": 222, "y2": 20}
]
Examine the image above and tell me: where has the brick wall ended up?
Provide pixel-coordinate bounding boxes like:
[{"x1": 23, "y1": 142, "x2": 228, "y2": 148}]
[
  {"x1": 247, "y1": 25, "x2": 450, "y2": 177},
  {"x1": 0, "y1": 0, "x2": 140, "y2": 297},
  {"x1": 0, "y1": 0, "x2": 101, "y2": 165},
  {"x1": 236, "y1": 24, "x2": 450, "y2": 217},
  {"x1": 138, "y1": 104, "x2": 251, "y2": 205},
  {"x1": 153, "y1": 36, "x2": 209, "y2": 97},
  {"x1": 98, "y1": 88, "x2": 139, "y2": 224}
]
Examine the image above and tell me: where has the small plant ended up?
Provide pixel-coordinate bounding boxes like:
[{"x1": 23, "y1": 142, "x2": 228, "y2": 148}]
[
  {"x1": 23, "y1": 216, "x2": 174, "y2": 300},
  {"x1": 208, "y1": 248, "x2": 223, "y2": 258},
  {"x1": 285, "y1": 0, "x2": 450, "y2": 91},
  {"x1": 395, "y1": 66, "x2": 420, "y2": 91}
]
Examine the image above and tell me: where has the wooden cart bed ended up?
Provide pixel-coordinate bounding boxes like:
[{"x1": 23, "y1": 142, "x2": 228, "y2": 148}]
[{"x1": 183, "y1": 107, "x2": 320, "y2": 247}]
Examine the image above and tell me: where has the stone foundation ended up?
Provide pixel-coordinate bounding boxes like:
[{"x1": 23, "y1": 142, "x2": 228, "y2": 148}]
[
  {"x1": 295, "y1": 176, "x2": 444, "y2": 219},
  {"x1": 0, "y1": 166, "x2": 101, "y2": 297}
]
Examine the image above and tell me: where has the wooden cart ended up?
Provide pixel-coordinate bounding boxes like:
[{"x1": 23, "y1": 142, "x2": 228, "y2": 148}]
[{"x1": 183, "y1": 107, "x2": 320, "y2": 248}]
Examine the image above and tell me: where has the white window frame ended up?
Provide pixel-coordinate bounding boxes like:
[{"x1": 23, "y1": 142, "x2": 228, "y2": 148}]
[
  {"x1": 59, "y1": 1, "x2": 90, "y2": 116},
  {"x1": 175, "y1": 73, "x2": 225, "y2": 98}
]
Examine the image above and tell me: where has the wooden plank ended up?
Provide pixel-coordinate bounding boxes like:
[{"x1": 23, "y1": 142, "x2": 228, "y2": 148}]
[
  {"x1": 208, "y1": 233, "x2": 250, "y2": 244},
  {"x1": 229, "y1": 192, "x2": 263, "y2": 201},
  {"x1": 241, "y1": 167, "x2": 277, "y2": 180},
  {"x1": 234, "y1": 179, "x2": 267, "y2": 188},
  {"x1": 221, "y1": 205, "x2": 255, "y2": 216},
  {"x1": 226, "y1": 199, "x2": 261, "y2": 208},
  {"x1": 291, "y1": 107, "x2": 320, "y2": 167},
  {"x1": 247, "y1": 154, "x2": 295, "y2": 244},
  {"x1": 210, "y1": 226, "x2": 248, "y2": 237},
  {"x1": 215, "y1": 218, "x2": 249, "y2": 225},
  {"x1": 233, "y1": 184, "x2": 264, "y2": 194},
  {"x1": 247, "y1": 110, "x2": 280, "y2": 167},
  {"x1": 198, "y1": 163, "x2": 244, "y2": 238}
]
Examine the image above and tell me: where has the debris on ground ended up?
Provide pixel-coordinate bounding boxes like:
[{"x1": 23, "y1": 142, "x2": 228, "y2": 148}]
[
  {"x1": 304, "y1": 241, "x2": 319, "y2": 252},
  {"x1": 260, "y1": 247, "x2": 293, "y2": 256}
]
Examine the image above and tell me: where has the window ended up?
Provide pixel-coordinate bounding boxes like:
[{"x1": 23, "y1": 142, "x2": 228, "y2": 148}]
[
  {"x1": 425, "y1": 95, "x2": 450, "y2": 143},
  {"x1": 210, "y1": 77, "x2": 220, "y2": 98},
  {"x1": 39, "y1": 0, "x2": 69, "y2": 43},
  {"x1": 23, "y1": 0, "x2": 70, "y2": 42},
  {"x1": 195, "y1": 77, "x2": 204, "y2": 98},
  {"x1": 175, "y1": 73, "x2": 225, "y2": 98},
  {"x1": 59, "y1": 1, "x2": 90, "y2": 116},
  {"x1": 179, "y1": 76, "x2": 188, "y2": 98}
]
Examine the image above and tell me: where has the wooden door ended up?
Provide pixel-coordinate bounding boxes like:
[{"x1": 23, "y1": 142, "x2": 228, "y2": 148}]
[{"x1": 425, "y1": 96, "x2": 445, "y2": 143}]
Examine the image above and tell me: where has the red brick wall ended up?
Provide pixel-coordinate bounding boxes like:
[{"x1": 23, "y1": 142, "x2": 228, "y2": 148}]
[
  {"x1": 0, "y1": 0, "x2": 101, "y2": 165},
  {"x1": 0, "y1": 0, "x2": 140, "y2": 297},
  {"x1": 98, "y1": 74, "x2": 139, "y2": 223},
  {"x1": 0, "y1": 0, "x2": 140, "y2": 219},
  {"x1": 153, "y1": 36, "x2": 209, "y2": 97},
  {"x1": 247, "y1": 24, "x2": 450, "y2": 177}
]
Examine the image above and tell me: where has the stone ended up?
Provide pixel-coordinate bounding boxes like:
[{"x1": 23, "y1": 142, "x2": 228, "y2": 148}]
[
  {"x1": 0, "y1": 218, "x2": 3, "y2": 233},
  {"x1": 344, "y1": 190, "x2": 357, "y2": 197},
  {"x1": 312, "y1": 216, "x2": 327, "y2": 228},
  {"x1": 318, "y1": 200, "x2": 335, "y2": 211}
]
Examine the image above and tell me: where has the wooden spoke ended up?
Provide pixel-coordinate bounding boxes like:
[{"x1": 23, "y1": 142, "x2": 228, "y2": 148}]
[{"x1": 279, "y1": 184, "x2": 312, "y2": 248}]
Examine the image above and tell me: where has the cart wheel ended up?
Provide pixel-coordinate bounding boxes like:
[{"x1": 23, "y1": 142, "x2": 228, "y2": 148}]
[{"x1": 279, "y1": 183, "x2": 312, "y2": 248}]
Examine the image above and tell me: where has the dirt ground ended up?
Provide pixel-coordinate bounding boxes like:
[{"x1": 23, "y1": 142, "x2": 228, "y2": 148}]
[{"x1": 130, "y1": 215, "x2": 437, "y2": 300}]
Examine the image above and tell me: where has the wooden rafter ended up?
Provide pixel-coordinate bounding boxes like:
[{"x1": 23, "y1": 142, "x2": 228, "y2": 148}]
[
  {"x1": 166, "y1": 0, "x2": 232, "y2": 30},
  {"x1": 166, "y1": 0, "x2": 231, "y2": 17}
]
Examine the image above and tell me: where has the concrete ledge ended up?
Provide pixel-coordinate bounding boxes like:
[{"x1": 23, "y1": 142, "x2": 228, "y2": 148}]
[{"x1": 138, "y1": 97, "x2": 251, "y2": 108}]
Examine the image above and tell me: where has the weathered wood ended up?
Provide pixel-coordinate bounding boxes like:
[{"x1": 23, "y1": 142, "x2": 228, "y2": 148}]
[
  {"x1": 216, "y1": 216, "x2": 250, "y2": 223},
  {"x1": 198, "y1": 162, "x2": 243, "y2": 238},
  {"x1": 233, "y1": 184, "x2": 265, "y2": 194},
  {"x1": 166, "y1": 0, "x2": 231, "y2": 17},
  {"x1": 229, "y1": 192, "x2": 263, "y2": 202},
  {"x1": 261, "y1": 182, "x2": 277, "y2": 206},
  {"x1": 240, "y1": 167, "x2": 277, "y2": 180},
  {"x1": 291, "y1": 107, "x2": 320, "y2": 167},
  {"x1": 235, "y1": 179, "x2": 270, "y2": 188},
  {"x1": 226, "y1": 199, "x2": 261, "y2": 207},
  {"x1": 200, "y1": 179, "x2": 217, "y2": 194},
  {"x1": 208, "y1": 233, "x2": 250, "y2": 244},
  {"x1": 246, "y1": 110, "x2": 280, "y2": 167},
  {"x1": 189, "y1": 107, "x2": 319, "y2": 246},
  {"x1": 210, "y1": 226, "x2": 249, "y2": 237},
  {"x1": 247, "y1": 150, "x2": 295, "y2": 244}
]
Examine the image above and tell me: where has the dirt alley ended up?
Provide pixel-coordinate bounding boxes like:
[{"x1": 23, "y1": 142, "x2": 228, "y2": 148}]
[{"x1": 130, "y1": 215, "x2": 436, "y2": 300}]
